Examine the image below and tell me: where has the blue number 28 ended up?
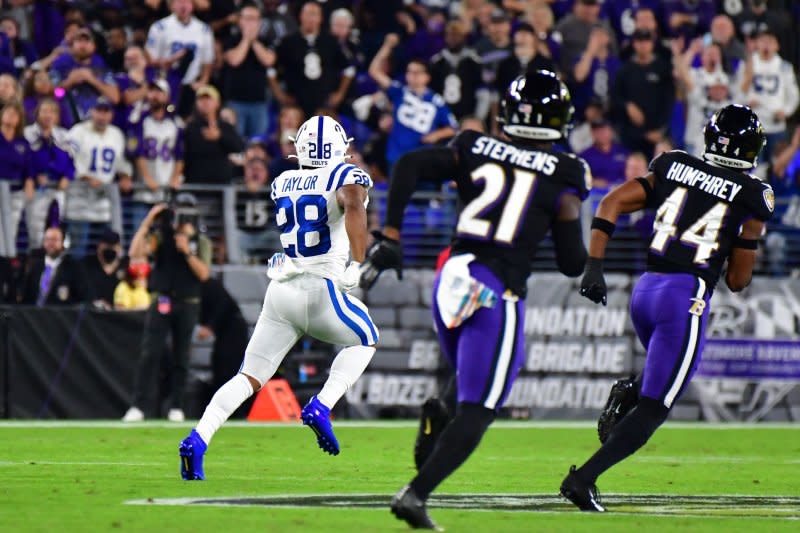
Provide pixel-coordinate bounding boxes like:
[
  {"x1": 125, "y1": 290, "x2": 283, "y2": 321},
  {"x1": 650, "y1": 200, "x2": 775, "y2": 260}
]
[{"x1": 275, "y1": 194, "x2": 331, "y2": 257}]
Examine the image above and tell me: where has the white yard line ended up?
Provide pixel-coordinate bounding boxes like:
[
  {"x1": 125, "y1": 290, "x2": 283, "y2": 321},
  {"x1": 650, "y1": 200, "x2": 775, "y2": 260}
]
[
  {"x1": 0, "y1": 460, "x2": 161, "y2": 466},
  {"x1": 0, "y1": 420, "x2": 798, "y2": 429}
]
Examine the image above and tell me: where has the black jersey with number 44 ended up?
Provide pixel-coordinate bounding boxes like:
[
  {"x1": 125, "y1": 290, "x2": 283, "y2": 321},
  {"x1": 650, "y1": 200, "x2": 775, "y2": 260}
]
[
  {"x1": 646, "y1": 150, "x2": 774, "y2": 288},
  {"x1": 449, "y1": 130, "x2": 591, "y2": 295}
]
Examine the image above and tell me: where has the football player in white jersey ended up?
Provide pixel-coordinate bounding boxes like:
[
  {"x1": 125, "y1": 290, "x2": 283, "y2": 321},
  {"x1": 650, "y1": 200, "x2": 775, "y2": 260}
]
[{"x1": 179, "y1": 115, "x2": 378, "y2": 480}]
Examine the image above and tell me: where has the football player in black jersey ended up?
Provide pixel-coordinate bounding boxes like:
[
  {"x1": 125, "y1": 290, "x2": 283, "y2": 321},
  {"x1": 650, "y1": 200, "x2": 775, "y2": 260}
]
[
  {"x1": 361, "y1": 70, "x2": 592, "y2": 530},
  {"x1": 560, "y1": 104, "x2": 774, "y2": 512}
]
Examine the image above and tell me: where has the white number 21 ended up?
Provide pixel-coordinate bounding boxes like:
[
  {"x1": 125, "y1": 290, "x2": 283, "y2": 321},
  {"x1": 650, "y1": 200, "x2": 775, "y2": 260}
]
[
  {"x1": 651, "y1": 187, "x2": 728, "y2": 264},
  {"x1": 456, "y1": 162, "x2": 537, "y2": 244}
]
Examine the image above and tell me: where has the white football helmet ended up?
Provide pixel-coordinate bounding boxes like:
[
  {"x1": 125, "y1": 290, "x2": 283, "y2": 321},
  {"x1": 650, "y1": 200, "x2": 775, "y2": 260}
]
[{"x1": 290, "y1": 115, "x2": 351, "y2": 168}]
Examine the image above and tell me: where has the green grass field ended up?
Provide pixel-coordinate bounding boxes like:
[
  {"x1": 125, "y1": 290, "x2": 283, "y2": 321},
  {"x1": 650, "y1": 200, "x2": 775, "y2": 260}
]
[{"x1": 1, "y1": 421, "x2": 799, "y2": 532}]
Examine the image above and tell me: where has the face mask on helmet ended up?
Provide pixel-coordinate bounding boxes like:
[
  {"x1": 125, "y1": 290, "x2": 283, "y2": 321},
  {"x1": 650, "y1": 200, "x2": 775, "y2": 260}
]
[{"x1": 290, "y1": 115, "x2": 352, "y2": 168}]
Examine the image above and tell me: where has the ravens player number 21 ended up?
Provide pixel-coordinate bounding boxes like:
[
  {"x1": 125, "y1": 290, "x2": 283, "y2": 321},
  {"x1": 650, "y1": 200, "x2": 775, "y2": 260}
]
[
  {"x1": 362, "y1": 70, "x2": 592, "y2": 530},
  {"x1": 561, "y1": 104, "x2": 774, "y2": 512}
]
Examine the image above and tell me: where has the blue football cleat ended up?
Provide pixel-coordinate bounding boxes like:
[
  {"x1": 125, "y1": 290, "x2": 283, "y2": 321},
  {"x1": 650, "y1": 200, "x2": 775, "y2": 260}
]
[
  {"x1": 301, "y1": 396, "x2": 340, "y2": 455},
  {"x1": 179, "y1": 429, "x2": 207, "y2": 480}
]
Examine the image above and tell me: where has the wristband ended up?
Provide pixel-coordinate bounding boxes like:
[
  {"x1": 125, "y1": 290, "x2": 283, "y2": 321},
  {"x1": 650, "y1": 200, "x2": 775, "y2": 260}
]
[
  {"x1": 591, "y1": 217, "x2": 616, "y2": 237},
  {"x1": 733, "y1": 237, "x2": 758, "y2": 250},
  {"x1": 585, "y1": 256, "x2": 604, "y2": 271}
]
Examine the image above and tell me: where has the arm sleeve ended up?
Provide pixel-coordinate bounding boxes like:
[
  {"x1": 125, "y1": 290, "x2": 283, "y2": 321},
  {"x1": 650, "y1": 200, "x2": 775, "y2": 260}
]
[
  {"x1": 386, "y1": 81, "x2": 404, "y2": 103},
  {"x1": 145, "y1": 23, "x2": 164, "y2": 59},
  {"x1": 752, "y1": 181, "x2": 775, "y2": 222},
  {"x1": 334, "y1": 164, "x2": 373, "y2": 190},
  {"x1": 201, "y1": 25, "x2": 215, "y2": 65},
  {"x1": 174, "y1": 126, "x2": 185, "y2": 160},
  {"x1": 783, "y1": 63, "x2": 800, "y2": 116},
  {"x1": 385, "y1": 146, "x2": 459, "y2": 228},
  {"x1": 437, "y1": 101, "x2": 458, "y2": 130},
  {"x1": 218, "y1": 123, "x2": 245, "y2": 153},
  {"x1": 551, "y1": 217, "x2": 587, "y2": 277}
]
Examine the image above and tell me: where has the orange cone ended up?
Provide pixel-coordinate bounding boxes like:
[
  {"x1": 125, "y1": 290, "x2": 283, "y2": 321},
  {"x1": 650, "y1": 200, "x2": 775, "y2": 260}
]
[{"x1": 247, "y1": 379, "x2": 302, "y2": 421}]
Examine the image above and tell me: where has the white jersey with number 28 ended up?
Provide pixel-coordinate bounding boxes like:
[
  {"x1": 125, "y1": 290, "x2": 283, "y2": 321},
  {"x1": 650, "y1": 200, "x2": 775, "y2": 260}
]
[{"x1": 270, "y1": 161, "x2": 372, "y2": 280}]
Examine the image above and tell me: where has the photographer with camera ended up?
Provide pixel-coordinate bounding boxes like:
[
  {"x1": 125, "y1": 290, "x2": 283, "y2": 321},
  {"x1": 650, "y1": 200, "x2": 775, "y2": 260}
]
[{"x1": 122, "y1": 193, "x2": 211, "y2": 422}]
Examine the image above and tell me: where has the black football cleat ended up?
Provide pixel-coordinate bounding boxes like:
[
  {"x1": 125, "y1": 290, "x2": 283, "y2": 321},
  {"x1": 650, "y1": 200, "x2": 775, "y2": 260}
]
[
  {"x1": 390, "y1": 485, "x2": 443, "y2": 531},
  {"x1": 414, "y1": 398, "x2": 451, "y2": 470},
  {"x1": 597, "y1": 375, "x2": 639, "y2": 443},
  {"x1": 560, "y1": 466, "x2": 605, "y2": 512}
]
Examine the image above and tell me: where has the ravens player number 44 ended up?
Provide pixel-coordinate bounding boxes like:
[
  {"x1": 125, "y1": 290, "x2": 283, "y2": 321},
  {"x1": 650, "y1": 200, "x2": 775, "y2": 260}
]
[
  {"x1": 362, "y1": 70, "x2": 592, "y2": 531},
  {"x1": 562, "y1": 104, "x2": 774, "y2": 512}
]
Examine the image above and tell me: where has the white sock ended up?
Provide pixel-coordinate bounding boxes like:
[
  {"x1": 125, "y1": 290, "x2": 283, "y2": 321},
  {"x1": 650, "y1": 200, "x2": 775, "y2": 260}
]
[
  {"x1": 195, "y1": 373, "x2": 254, "y2": 446},
  {"x1": 317, "y1": 345, "x2": 375, "y2": 409}
]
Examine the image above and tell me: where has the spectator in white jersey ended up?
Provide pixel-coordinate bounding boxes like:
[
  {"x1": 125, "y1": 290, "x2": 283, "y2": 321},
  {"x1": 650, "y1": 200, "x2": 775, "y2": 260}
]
[
  {"x1": 64, "y1": 97, "x2": 132, "y2": 258},
  {"x1": 146, "y1": 0, "x2": 215, "y2": 118},
  {"x1": 127, "y1": 79, "x2": 185, "y2": 231},
  {"x1": 675, "y1": 40, "x2": 732, "y2": 157},
  {"x1": 737, "y1": 27, "x2": 799, "y2": 165}
]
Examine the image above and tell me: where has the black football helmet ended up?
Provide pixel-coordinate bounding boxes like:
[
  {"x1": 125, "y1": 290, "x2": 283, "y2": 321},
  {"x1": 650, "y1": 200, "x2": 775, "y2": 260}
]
[
  {"x1": 499, "y1": 70, "x2": 574, "y2": 141},
  {"x1": 703, "y1": 104, "x2": 765, "y2": 170}
]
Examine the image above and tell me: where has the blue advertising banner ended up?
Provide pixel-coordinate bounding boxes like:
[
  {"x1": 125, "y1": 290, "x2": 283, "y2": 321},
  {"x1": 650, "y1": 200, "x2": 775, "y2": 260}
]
[{"x1": 698, "y1": 339, "x2": 800, "y2": 380}]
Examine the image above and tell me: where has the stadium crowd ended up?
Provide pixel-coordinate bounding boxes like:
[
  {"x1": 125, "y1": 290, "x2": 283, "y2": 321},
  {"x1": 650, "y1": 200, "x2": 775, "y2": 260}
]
[{"x1": 0, "y1": 0, "x2": 800, "y2": 306}]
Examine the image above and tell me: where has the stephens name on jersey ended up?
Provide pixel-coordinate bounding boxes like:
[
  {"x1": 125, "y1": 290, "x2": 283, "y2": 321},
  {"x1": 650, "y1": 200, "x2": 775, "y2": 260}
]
[
  {"x1": 449, "y1": 130, "x2": 591, "y2": 295},
  {"x1": 646, "y1": 150, "x2": 774, "y2": 288}
]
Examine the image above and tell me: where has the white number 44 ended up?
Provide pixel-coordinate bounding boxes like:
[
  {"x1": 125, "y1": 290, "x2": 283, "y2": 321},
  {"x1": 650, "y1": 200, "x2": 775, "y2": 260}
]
[{"x1": 651, "y1": 187, "x2": 729, "y2": 264}]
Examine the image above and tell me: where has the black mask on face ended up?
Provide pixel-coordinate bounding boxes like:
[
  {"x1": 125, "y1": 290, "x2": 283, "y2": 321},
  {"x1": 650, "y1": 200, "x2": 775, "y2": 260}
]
[{"x1": 101, "y1": 248, "x2": 118, "y2": 263}]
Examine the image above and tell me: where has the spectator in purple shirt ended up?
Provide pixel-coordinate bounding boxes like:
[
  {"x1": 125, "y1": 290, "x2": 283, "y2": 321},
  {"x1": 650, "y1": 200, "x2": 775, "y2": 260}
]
[
  {"x1": 0, "y1": 15, "x2": 37, "y2": 76},
  {"x1": 50, "y1": 26, "x2": 120, "y2": 125},
  {"x1": 114, "y1": 45, "x2": 158, "y2": 133},
  {"x1": 661, "y1": 0, "x2": 716, "y2": 39},
  {"x1": 23, "y1": 70, "x2": 74, "y2": 129},
  {"x1": 23, "y1": 98, "x2": 74, "y2": 248},
  {"x1": 2, "y1": 102, "x2": 35, "y2": 248},
  {"x1": 579, "y1": 117, "x2": 629, "y2": 188}
]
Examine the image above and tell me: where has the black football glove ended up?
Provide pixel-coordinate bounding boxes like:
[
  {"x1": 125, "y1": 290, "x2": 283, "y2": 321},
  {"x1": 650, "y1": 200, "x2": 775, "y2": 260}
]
[
  {"x1": 580, "y1": 257, "x2": 607, "y2": 306},
  {"x1": 359, "y1": 230, "x2": 403, "y2": 290}
]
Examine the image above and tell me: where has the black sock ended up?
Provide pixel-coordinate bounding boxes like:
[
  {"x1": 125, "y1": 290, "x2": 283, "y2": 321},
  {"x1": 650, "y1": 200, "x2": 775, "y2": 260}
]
[
  {"x1": 577, "y1": 397, "x2": 669, "y2": 483},
  {"x1": 410, "y1": 402, "x2": 494, "y2": 500},
  {"x1": 441, "y1": 376, "x2": 457, "y2": 415}
]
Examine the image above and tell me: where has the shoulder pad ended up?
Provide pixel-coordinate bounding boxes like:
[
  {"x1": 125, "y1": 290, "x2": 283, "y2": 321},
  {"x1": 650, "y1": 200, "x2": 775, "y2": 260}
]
[{"x1": 332, "y1": 163, "x2": 372, "y2": 190}]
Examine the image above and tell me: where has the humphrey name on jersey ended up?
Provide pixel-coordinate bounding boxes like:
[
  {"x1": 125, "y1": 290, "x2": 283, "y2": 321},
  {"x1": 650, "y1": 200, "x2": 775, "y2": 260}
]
[
  {"x1": 471, "y1": 135, "x2": 558, "y2": 175},
  {"x1": 664, "y1": 160, "x2": 743, "y2": 202}
]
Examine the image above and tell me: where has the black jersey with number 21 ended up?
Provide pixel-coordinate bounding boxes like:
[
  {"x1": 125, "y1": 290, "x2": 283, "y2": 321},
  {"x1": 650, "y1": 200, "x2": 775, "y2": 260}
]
[
  {"x1": 646, "y1": 150, "x2": 774, "y2": 288},
  {"x1": 449, "y1": 130, "x2": 591, "y2": 295}
]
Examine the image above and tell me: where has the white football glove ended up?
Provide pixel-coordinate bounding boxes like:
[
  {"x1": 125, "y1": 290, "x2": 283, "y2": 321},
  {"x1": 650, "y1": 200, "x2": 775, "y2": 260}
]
[{"x1": 337, "y1": 261, "x2": 362, "y2": 292}]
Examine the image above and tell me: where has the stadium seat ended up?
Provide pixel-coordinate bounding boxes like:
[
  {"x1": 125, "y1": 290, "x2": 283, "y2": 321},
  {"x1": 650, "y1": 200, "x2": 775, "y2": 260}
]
[
  {"x1": 369, "y1": 307, "x2": 397, "y2": 328},
  {"x1": 376, "y1": 328, "x2": 408, "y2": 349},
  {"x1": 398, "y1": 307, "x2": 432, "y2": 330}
]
